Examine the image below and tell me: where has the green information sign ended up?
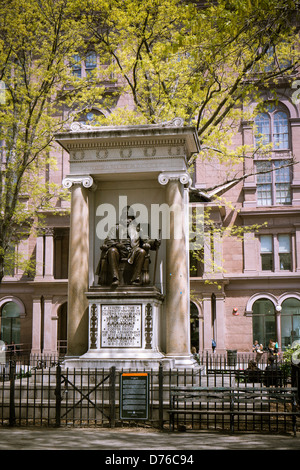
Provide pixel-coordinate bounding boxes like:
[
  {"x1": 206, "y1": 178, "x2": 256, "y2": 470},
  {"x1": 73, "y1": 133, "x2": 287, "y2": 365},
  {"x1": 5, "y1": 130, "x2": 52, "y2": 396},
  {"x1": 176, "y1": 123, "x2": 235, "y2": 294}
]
[{"x1": 120, "y1": 373, "x2": 149, "y2": 420}]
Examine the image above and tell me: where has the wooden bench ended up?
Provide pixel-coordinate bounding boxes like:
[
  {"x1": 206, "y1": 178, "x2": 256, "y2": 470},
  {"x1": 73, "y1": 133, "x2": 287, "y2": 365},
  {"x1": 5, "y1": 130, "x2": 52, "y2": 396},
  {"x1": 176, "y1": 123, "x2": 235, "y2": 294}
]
[{"x1": 168, "y1": 386, "x2": 299, "y2": 435}]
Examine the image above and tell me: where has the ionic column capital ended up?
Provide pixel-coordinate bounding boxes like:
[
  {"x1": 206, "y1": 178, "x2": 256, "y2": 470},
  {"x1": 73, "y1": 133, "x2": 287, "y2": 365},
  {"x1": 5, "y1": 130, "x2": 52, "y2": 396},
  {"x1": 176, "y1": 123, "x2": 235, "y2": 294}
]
[
  {"x1": 158, "y1": 171, "x2": 192, "y2": 187},
  {"x1": 62, "y1": 174, "x2": 97, "y2": 191}
]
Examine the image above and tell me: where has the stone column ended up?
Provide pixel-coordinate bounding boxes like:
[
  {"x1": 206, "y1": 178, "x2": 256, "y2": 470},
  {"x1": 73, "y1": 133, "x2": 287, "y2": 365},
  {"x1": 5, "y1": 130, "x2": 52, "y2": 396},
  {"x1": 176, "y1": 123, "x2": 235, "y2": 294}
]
[
  {"x1": 215, "y1": 294, "x2": 226, "y2": 353},
  {"x1": 276, "y1": 308, "x2": 282, "y2": 352},
  {"x1": 31, "y1": 296, "x2": 42, "y2": 355},
  {"x1": 204, "y1": 231, "x2": 212, "y2": 273},
  {"x1": 213, "y1": 231, "x2": 222, "y2": 271},
  {"x1": 54, "y1": 233, "x2": 62, "y2": 279},
  {"x1": 62, "y1": 175, "x2": 96, "y2": 357},
  {"x1": 158, "y1": 172, "x2": 192, "y2": 365},
  {"x1": 44, "y1": 228, "x2": 54, "y2": 279},
  {"x1": 35, "y1": 233, "x2": 44, "y2": 279},
  {"x1": 295, "y1": 224, "x2": 300, "y2": 273},
  {"x1": 202, "y1": 295, "x2": 213, "y2": 352},
  {"x1": 42, "y1": 296, "x2": 53, "y2": 355},
  {"x1": 274, "y1": 235, "x2": 280, "y2": 272}
]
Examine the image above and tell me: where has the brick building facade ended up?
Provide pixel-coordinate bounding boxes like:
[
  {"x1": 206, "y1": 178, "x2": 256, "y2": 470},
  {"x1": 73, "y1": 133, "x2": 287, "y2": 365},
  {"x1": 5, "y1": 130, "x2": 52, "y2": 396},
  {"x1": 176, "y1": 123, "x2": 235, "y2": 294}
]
[{"x1": 0, "y1": 67, "x2": 300, "y2": 359}]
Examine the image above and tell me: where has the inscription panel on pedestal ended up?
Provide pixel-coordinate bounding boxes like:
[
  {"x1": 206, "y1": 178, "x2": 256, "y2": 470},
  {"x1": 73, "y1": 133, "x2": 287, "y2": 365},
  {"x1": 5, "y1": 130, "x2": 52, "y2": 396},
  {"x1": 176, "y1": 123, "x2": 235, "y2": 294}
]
[{"x1": 101, "y1": 304, "x2": 142, "y2": 348}]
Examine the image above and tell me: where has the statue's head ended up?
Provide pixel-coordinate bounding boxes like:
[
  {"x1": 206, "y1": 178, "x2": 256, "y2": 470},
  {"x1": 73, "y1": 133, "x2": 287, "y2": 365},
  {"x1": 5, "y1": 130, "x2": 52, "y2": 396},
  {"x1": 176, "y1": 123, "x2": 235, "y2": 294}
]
[{"x1": 120, "y1": 205, "x2": 135, "y2": 224}]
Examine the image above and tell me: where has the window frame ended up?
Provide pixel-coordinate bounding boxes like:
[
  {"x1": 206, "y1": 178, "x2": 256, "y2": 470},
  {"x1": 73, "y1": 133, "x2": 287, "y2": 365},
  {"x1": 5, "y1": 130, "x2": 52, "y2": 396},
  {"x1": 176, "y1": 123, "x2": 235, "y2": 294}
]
[
  {"x1": 0, "y1": 301, "x2": 21, "y2": 345},
  {"x1": 278, "y1": 234, "x2": 292, "y2": 271},
  {"x1": 71, "y1": 52, "x2": 98, "y2": 79},
  {"x1": 280, "y1": 298, "x2": 300, "y2": 350},
  {"x1": 259, "y1": 233, "x2": 293, "y2": 272},
  {"x1": 252, "y1": 298, "x2": 277, "y2": 349},
  {"x1": 256, "y1": 159, "x2": 292, "y2": 206},
  {"x1": 254, "y1": 104, "x2": 290, "y2": 151},
  {"x1": 260, "y1": 234, "x2": 273, "y2": 271}
]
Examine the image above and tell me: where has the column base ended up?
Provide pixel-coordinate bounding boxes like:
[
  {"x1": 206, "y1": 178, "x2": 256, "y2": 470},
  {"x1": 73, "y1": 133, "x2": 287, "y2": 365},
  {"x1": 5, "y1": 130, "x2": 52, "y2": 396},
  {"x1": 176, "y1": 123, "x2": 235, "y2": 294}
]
[{"x1": 164, "y1": 354, "x2": 201, "y2": 369}]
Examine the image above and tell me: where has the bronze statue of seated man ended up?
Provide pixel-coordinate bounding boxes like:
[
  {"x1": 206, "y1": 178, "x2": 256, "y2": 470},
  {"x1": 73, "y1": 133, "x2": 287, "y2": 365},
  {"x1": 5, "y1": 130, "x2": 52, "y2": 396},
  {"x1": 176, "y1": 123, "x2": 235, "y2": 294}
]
[{"x1": 96, "y1": 207, "x2": 160, "y2": 287}]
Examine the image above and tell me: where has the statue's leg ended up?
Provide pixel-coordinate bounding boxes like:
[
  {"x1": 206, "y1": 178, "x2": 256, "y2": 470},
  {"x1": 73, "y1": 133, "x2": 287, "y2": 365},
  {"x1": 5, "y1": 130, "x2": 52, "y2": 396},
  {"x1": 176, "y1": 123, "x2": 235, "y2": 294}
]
[
  {"x1": 130, "y1": 248, "x2": 146, "y2": 285},
  {"x1": 107, "y1": 247, "x2": 120, "y2": 286}
]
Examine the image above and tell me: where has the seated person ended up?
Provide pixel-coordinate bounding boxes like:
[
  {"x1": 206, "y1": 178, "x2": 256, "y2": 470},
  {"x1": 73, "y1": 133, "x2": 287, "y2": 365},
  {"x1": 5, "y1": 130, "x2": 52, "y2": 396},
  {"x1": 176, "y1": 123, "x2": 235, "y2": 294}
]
[
  {"x1": 245, "y1": 360, "x2": 262, "y2": 383},
  {"x1": 263, "y1": 356, "x2": 281, "y2": 387}
]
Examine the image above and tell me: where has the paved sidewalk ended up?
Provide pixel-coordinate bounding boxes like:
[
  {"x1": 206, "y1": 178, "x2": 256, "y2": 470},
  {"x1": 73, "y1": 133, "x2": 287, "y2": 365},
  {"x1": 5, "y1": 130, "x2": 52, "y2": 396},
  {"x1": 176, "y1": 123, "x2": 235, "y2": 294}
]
[{"x1": 0, "y1": 427, "x2": 299, "y2": 451}]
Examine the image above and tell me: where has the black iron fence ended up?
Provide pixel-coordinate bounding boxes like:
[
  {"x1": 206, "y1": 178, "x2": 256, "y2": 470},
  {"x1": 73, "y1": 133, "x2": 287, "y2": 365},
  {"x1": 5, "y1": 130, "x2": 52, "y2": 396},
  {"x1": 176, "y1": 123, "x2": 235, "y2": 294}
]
[
  {"x1": 0, "y1": 356, "x2": 299, "y2": 434},
  {"x1": 197, "y1": 350, "x2": 282, "y2": 369}
]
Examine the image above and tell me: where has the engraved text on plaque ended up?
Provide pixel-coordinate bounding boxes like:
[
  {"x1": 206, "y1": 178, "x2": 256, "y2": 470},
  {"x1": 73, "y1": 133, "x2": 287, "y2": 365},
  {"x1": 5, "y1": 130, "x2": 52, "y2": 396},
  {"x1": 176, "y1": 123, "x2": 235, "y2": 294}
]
[{"x1": 101, "y1": 305, "x2": 142, "y2": 348}]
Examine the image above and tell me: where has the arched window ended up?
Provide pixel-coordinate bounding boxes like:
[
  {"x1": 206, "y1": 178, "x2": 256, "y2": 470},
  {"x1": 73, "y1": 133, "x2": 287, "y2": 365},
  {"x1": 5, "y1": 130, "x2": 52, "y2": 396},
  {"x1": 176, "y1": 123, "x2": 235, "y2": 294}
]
[
  {"x1": 76, "y1": 108, "x2": 105, "y2": 126},
  {"x1": 281, "y1": 298, "x2": 300, "y2": 349},
  {"x1": 255, "y1": 112, "x2": 270, "y2": 147},
  {"x1": 273, "y1": 111, "x2": 289, "y2": 149},
  {"x1": 252, "y1": 298, "x2": 276, "y2": 349},
  {"x1": 0, "y1": 301, "x2": 21, "y2": 345},
  {"x1": 254, "y1": 104, "x2": 292, "y2": 206},
  {"x1": 254, "y1": 104, "x2": 290, "y2": 150}
]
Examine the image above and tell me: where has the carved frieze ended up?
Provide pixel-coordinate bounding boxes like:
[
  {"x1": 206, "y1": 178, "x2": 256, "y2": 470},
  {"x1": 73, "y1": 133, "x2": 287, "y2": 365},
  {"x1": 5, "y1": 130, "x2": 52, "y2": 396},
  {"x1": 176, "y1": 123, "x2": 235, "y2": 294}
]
[
  {"x1": 70, "y1": 150, "x2": 85, "y2": 161},
  {"x1": 96, "y1": 149, "x2": 109, "y2": 159},
  {"x1": 120, "y1": 149, "x2": 132, "y2": 159},
  {"x1": 144, "y1": 147, "x2": 156, "y2": 157}
]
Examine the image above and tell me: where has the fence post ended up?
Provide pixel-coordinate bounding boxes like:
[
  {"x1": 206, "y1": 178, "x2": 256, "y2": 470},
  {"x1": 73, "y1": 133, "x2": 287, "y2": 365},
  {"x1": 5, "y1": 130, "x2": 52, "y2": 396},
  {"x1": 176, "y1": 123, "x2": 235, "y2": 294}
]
[
  {"x1": 9, "y1": 361, "x2": 16, "y2": 427},
  {"x1": 291, "y1": 364, "x2": 300, "y2": 404},
  {"x1": 55, "y1": 363, "x2": 62, "y2": 427},
  {"x1": 109, "y1": 366, "x2": 116, "y2": 428},
  {"x1": 159, "y1": 362, "x2": 164, "y2": 430}
]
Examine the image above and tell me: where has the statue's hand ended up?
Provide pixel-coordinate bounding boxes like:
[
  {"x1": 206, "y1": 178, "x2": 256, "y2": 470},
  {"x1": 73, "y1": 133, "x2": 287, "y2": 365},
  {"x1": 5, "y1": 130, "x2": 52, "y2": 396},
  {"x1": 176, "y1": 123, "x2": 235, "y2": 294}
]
[
  {"x1": 145, "y1": 239, "x2": 160, "y2": 250},
  {"x1": 154, "y1": 239, "x2": 161, "y2": 249}
]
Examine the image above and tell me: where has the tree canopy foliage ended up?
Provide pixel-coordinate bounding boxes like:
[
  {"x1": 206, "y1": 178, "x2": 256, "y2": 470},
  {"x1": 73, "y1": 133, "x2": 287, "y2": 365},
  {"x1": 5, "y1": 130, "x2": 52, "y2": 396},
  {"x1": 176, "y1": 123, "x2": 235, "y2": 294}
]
[
  {"x1": 0, "y1": 0, "x2": 105, "y2": 280},
  {"x1": 0, "y1": 0, "x2": 299, "y2": 281},
  {"x1": 80, "y1": 0, "x2": 300, "y2": 155}
]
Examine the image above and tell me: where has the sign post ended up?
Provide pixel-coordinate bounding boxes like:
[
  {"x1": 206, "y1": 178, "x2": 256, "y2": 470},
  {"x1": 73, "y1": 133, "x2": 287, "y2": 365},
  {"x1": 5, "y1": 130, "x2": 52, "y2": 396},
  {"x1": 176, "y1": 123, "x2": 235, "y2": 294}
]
[{"x1": 120, "y1": 373, "x2": 149, "y2": 420}]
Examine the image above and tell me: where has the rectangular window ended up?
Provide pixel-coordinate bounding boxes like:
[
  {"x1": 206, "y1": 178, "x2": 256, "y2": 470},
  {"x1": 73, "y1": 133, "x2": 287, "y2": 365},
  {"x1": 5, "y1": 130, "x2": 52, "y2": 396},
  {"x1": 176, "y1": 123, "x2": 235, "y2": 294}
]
[
  {"x1": 256, "y1": 160, "x2": 292, "y2": 206},
  {"x1": 256, "y1": 161, "x2": 272, "y2": 206},
  {"x1": 259, "y1": 234, "x2": 294, "y2": 272},
  {"x1": 273, "y1": 114, "x2": 289, "y2": 150},
  {"x1": 275, "y1": 160, "x2": 291, "y2": 204},
  {"x1": 85, "y1": 52, "x2": 97, "y2": 76},
  {"x1": 71, "y1": 52, "x2": 98, "y2": 78},
  {"x1": 260, "y1": 235, "x2": 273, "y2": 271},
  {"x1": 278, "y1": 234, "x2": 292, "y2": 270},
  {"x1": 71, "y1": 54, "x2": 82, "y2": 77}
]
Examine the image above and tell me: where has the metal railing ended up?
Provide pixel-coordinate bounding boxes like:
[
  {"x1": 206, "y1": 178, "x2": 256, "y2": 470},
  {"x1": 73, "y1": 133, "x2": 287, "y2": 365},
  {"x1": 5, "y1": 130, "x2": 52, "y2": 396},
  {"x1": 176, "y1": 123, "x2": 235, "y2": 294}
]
[
  {"x1": 197, "y1": 350, "x2": 281, "y2": 370},
  {"x1": 0, "y1": 359, "x2": 298, "y2": 433}
]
